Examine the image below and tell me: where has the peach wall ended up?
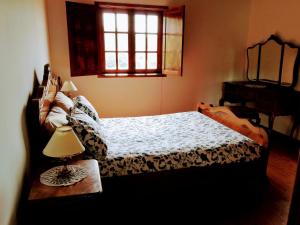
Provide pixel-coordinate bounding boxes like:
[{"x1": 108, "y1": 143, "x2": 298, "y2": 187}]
[
  {"x1": 187, "y1": 0, "x2": 251, "y2": 105},
  {"x1": 46, "y1": 0, "x2": 251, "y2": 118},
  {"x1": 248, "y1": 0, "x2": 300, "y2": 46},
  {"x1": 0, "y1": 0, "x2": 49, "y2": 225},
  {"x1": 247, "y1": 0, "x2": 300, "y2": 138}
]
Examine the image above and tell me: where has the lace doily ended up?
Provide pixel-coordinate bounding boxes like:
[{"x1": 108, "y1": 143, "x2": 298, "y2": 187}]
[{"x1": 40, "y1": 165, "x2": 88, "y2": 186}]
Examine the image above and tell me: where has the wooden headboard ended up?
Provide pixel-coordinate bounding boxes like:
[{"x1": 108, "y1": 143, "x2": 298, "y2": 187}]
[{"x1": 27, "y1": 64, "x2": 61, "y2": 168}]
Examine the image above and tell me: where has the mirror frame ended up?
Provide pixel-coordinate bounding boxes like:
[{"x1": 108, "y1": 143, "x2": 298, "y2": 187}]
[{"x1": 246, "y1": 34, "x2": 300, "y2": 88}]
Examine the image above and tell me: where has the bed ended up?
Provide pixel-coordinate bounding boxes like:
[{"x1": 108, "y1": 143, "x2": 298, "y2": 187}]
[
  {"x1": 96, "y1": 111, "x2": 263, "y2": 177},
  {"x1": 28, "y1": 64, "x2": 270, "y2": 204}
]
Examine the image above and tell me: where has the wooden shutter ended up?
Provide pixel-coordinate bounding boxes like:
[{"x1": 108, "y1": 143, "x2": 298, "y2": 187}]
[
  {"x1": 66, "y1": 2, "x2": 98, "y2": 76},
  {"x1": 163, "y1": 6, "x2": 185, "y2": 76}
]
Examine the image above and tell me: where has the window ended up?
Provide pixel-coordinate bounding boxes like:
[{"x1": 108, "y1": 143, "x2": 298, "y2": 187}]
[
  {"x1": 134, "y1": 14, "x2": 159, "y2": 71},
  {"x1": 98, "y1": 4, "x2": 164, "y2": 75},
  {"x1": 102, "y1": 12, "x2": 129, "y2": 71},
  {"x1": 66, "y1": 2, "x2": 184, "y2": 77}
]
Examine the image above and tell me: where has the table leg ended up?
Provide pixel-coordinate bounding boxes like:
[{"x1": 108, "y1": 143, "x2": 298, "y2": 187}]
[
  {"x1": 268, "y1": 114, "x2": 275, "y2": 131},
  {"x1": 290, "y1": 116, "x2": 299, "y2": 138}
]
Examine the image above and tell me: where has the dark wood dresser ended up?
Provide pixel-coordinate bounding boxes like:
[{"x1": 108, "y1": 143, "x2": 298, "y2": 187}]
[
  {"x1": 219, "y1": 34, "x2": 300, "y2": 135},
  {"x1": 219, "y1": 81, "x2": 300, "y2": 132}
]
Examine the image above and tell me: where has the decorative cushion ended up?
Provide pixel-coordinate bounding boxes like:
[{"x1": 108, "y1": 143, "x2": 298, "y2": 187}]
[
  {"x1": 44, "y1": 106, "x2": 68, "y2": 133},
  {"x1": 54, "y1": 91, "x2": 74, "y2": 113},
  {"x1": 67, "y1": 108, "x2": 107, "y2": 160},
  {"x1": 73, "y1": 95, "x2": 100, "y2": 123},
  {"x1": 40, "y1": 84, "x2": 57, "y2": 125}
]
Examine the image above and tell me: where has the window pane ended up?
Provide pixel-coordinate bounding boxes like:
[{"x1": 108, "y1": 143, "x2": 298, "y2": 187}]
[
  {"x1": 117, "y1": 33, "x2": 128, "y2": 51},
  {"x1": 135, "y1": 14, "x2": 146, "y2": 33},
  {"x1": 135, "y1": 34, "x2": 146, "y2": 51},
  {"x1": 104, "y1": 33, "x2": 116, "y2": 51},
  {"x1": 118, "y1": 53, "x2": 128, "y2": 70},
  {"x1": 147, "y1": 34, "x2": 157, "y2": 51},
  {"x1": 117, "y1": 13, "x2": 128, "y2": 32},
  {"x1": 147, "y1": 53, "x2": 157, "y2": 69},
  {"x1": 105, "y1": 52, "x2": 116, "y2": 70},
  {"x1": 136, "y1": 53, "x2": 146, "y2": 69},
  {"x1": 147, "y1": 15, "x2": 158, "y2": 33},
  {"x1": 103, "y1": 13, "x2": 115, "y2": 32}
]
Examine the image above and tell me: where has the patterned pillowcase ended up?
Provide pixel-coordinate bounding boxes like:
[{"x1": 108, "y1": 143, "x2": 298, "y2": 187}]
[
  {"x1": 67, "y1": 108, "x2": 107, "y2": 160},
  {"x1": 73, "y1": 96, "x2": 100, "y2": 123}
]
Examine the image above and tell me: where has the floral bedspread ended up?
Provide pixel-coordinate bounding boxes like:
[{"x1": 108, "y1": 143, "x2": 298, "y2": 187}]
[{"x1": 96, "y1": 111, "x2": 262, "y2": 177}]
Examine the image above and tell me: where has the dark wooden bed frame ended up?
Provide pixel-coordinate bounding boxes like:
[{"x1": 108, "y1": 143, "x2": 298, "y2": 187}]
[
  {"x1": 27, "y1": 64, "x2": 270, "y2": 207},
  {"x1": 27, "y1": 64, "x2": 61, "y2": 169}
]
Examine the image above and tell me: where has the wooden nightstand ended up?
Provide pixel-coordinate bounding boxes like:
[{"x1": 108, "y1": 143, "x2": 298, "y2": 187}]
[{"x1": 27, "y1": 159, "x2": 102, "y2": 225}]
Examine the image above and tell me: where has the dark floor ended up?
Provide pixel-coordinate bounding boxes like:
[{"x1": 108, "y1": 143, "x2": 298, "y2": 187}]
[{"x1": 217, "y1": 133, "x2": 299, "y2": 225}]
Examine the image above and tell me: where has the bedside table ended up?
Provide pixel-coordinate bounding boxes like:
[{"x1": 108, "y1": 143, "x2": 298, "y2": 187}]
[{"x1": 27, "y1": 159, "x2": 102, "y2": 225}]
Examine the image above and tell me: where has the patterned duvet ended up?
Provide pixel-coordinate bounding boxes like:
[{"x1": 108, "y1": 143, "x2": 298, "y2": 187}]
[{"x1": 96, "y1": 111, "x2": 262, "y2": 177}]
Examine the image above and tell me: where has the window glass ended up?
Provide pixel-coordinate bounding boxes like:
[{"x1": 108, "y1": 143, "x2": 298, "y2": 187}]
[
  {"x1": 103, "y1": 13, "x2": 115, "y2": 32},
  {"x1": 136, "y1": 53, "x2": 146, "y2": 69},
  {"x1": 117, "y1": 33, "x2": 128, "y2": 51},
  {"x1": 116, "y1": 13, "x2": 128, "y2": 32},
  {"x1": 135, "y1": 34, "x2": 146, "y2": 51},
  {"x1": 147, "y1": 15, "x2": 158, "y2": 33},
  {"x1": 104, "y1": 33, "x2": 116, "y2": 51},
  {"x1": 118, "y1": 53, "x2": 128, "y2": 69},
  {"x1": 105, "y1": 52, "x2": 116, "y2": 69},
  {"x1": 135, "y1": 14, "x2": 146, "y2": 33},
  {"x1": 147, "y1": 53, "x2": 157, "y2": 69},
  {"x1": 147, "y1": 34, "x2": 157, "y2": 51}
]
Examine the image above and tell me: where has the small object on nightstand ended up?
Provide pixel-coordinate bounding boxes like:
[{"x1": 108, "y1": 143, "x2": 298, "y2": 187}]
[{"x1": 41, "y1": 126, "x2": 86, "y2": 186}]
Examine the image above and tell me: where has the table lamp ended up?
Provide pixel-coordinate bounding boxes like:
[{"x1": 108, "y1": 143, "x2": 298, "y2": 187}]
[
  {"x1": 61, "y1": 80, "x2": 78, "y2": 97},
  {"x1": 40, "y1": 126, "x2": 87, "y2": 186}
]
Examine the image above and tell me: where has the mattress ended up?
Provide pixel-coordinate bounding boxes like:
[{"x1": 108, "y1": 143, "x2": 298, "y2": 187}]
[{"x1": 96, "y1": 111, "x2": 262, "y2": 177}]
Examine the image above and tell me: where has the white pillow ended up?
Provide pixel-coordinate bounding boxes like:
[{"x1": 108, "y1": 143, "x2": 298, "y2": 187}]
[
  {"x1": 44, "y1": 106, "x2": 68, "y2": 133},
  {"x1": 54, "y1": 91, "x2": 74, "y2": 113}
]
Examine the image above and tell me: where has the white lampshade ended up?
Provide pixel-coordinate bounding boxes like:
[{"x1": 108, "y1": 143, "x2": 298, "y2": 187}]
[
  {"x1": 43, "y1": 126, "x2": 84, "y2": 158},
  {"x1": 61, "y1": 80, "x2": 78, "y2": 92}
]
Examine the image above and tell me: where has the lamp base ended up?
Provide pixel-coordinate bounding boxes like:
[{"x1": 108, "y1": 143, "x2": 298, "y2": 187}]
[
  {"x1": 57, "y1": 165, "x2": 73, "y2": 179},
  {"x1": 40, "y1": 165, "x2": 88, "y2": 186}
]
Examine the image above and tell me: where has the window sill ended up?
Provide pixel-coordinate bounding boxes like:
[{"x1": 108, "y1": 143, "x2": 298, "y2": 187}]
[{"x1": 97, "y1": 73, "x2": 166, "y2": 78}]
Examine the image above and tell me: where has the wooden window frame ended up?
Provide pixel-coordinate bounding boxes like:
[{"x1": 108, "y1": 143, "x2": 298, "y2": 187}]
[{"x1": 97, "y1": 2, "x2": 166, "y2": 76}]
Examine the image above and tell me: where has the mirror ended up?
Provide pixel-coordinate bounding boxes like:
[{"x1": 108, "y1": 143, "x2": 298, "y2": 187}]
[
  {"x1": 247, "y1": 45, "x2": 259, "y2": 81},
  {"x1": 246, "y1": 34, "x2": 300, "y2": 88},
  {"x1": 260, "y1": 39, "x2": 281, "y2": 82},
  {"x1": 282, "y1": 46, "x2": 298, "y2": 86}
]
